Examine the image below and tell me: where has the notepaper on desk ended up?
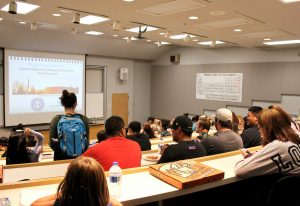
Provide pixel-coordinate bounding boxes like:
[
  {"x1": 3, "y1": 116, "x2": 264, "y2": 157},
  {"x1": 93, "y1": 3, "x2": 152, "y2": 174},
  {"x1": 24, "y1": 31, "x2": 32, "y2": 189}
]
[{"x1": 20, "y1": 188, "x2": 56, "y2": 206}]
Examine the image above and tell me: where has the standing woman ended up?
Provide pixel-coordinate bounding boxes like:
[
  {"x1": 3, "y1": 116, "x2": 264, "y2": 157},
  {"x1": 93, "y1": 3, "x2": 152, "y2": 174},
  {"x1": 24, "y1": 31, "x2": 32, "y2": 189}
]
[
  {"x1": 31, "y1": 156, "x2": 122, "y2": 206},
  {"x1": 235, "y1": 105, "x2": 300, "y2": 178},
  {"x1": 49, "y1": 90, "x2": 90, "y2": 160}
]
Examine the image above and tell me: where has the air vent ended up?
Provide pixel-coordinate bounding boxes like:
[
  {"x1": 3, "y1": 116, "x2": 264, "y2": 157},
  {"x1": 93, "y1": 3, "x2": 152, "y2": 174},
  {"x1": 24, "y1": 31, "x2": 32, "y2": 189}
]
[
  {"x1": 196, "y1": 18, "x2": 252, "y2": 29},
  {"x1": 138, "y1": 0, "x2": 205, "y2": 16},
  {"x1": 237, "y1": 30, "x2": 289, "y2": 39}
]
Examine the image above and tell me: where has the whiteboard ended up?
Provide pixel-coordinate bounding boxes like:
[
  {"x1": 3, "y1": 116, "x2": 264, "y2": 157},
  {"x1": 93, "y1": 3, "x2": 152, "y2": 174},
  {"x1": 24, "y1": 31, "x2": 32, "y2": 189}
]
[
  {"x1": 253, "y1": 95, "x2": 300, "y2": 116},
  {"x1": 196, "y1": 73, "x2": 243, "y2": 102},
  {"x1": 226, "y1": 105, "x2": 249, "y2": 117},
  {"x1": 86, "y1": 93, "x2": 104, "y2": 118}
]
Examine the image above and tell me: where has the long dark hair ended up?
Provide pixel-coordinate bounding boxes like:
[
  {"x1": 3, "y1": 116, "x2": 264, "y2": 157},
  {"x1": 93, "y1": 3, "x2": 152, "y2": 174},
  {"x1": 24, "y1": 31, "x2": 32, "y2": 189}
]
[
  {"x1": 57, "y1": 156, "x2": 109, "y2": 206},
  {"x1": 6, "y1": 133, "x2": 29, "y2": 165},
  {"x1": 258, "y1": 105, "x2": 300, "y2": 146}
]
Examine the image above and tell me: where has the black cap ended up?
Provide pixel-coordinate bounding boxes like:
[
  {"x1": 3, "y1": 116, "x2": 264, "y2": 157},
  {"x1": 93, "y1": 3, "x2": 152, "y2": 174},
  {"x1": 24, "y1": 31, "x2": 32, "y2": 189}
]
[{"x1": 171, "y1": 116, "x2": 193, "y2": 135}]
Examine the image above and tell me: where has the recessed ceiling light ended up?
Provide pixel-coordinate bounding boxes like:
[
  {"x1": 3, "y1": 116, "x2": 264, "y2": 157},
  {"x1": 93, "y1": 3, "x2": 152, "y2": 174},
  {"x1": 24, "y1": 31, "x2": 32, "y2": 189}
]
[
  {"x1": 147, "y1": 39, "x2": 152, "y2": 42},
  {"x1": 159, "y1": 32, "x2": 166, "y2": 35},
  {"x1": 155, "y1": 42, "x2": 170, "y2": 45},
  {"x1": 170, "y1": 34, "x2": 196, "y2": 39},
  {"x1": 210, "y1": 11, "x2": 226, "y2": 16},
  {"x1": 113, "y1": 34, "x2": 118, "y2": 37},
  {"x1": 1, "y1": 1, "x2": 40, "y2": 14},
  {"x1": 192, "y1": 39, "x2": 199, "y2": 42},
  {"x1": 122, "y1": 37, "x2": 138, "y2": 40},
  {"x1": 85, "y1": 31, "x2": 103, "y2": 35},
  {"x1": 126, "y1": 26, "x2": 158, "y2": 33},
  {"x1": 189, "y1": 16, "x2": 199, "y2": 20},
  {"x1": 19, "y1": 21, "x2": 26, "y2": 24},
  {"x1": 198, "y1": 41, "x2": 225, "y2": 45},
  {"x1": 264, "y1": 38, "x2": 271, "y2": 41},
  {"x1": 80, "y1": 15, "x2": 109, "y2": 25},
  {"x1": 263, "y1": 40, "x2": 300, "y2": 45},
  {"x1": 60, "y1": 9, "x2": 71, "y2": 13},
  {"x1": 52, "y1": 13, "x2": 61, "y2": 17},
  {"x1": 279, "y1": 0, "x2": 300, "y2": 3},
  {"x1": 234, "y1": 29, "x2": 242, "y2": 32},
  {"x1": 123, "y1": 0, "x2": 135, "y2": 2},
  {"x1": 0, "y1": 18, "x2": 3, "y2": 21}
]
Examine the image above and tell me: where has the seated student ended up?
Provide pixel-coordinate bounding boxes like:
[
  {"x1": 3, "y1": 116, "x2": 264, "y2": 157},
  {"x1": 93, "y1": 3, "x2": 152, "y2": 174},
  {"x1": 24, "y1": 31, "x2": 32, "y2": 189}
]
[
  {"x1": 142, "y1": 123, "x2": 157, "y2": 139},
  {"x1": 97, "y1": 130, "x2": 108, "y2": 143},
  {"x1": 31, "y1": 156, "x2": 122, "y2": 206},
  {"x1": 240, "y1": 106, "x2": 263, "y2": 148},
  {"x1": 6, "y1": 127, "x2": 44, "y2": 164},
  {"x1": 201, "y1": 108, "x2": 243, "y2": 155},
  {"x1": 235, "y1": 105, "x2": 300, "y2": 178},
  {"x1": 196, "y1": 116, "x2": 211, "y2": 140},
  {"x1": 160, "y1": 120, "x2": 171, "y2": 137},
  {"x1": 157, "y1": 115, "x2": 207, "y2": 164},
  {"x1": 192, "y1": 115, "x2": 199, "y2": 131},
  {"x1": 126, "y1": 121, "x2": 151, "y2": 151},
  {"x1": 0, "y1": 136, "x2": 8, "y2": 158},
  {"x1": 83, "y1": 116, "x2": 141, "y2": 171}
]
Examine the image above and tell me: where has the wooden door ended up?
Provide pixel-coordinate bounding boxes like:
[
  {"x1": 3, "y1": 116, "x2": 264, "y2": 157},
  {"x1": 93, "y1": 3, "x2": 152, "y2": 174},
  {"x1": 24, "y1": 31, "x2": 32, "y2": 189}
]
[{"x1": 112, "y1": 93, "x2": 129, "y2": 126}]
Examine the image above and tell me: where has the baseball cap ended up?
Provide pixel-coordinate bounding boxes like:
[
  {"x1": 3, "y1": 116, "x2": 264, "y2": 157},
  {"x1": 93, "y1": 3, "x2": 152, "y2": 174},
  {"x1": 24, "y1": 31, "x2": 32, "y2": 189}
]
[
  {"x1": 215, "y1": 108, "x2": 232, "y2": 122},
  {"x1": 171, "y1": 115, "x2": 193, "y2": 134}
]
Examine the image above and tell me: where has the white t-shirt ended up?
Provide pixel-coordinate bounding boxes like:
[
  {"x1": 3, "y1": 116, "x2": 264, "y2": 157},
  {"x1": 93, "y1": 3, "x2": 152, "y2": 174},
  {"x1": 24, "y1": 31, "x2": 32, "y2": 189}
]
[{"x1": 235, "y1": 140, "x2": 300, "y2": 178}]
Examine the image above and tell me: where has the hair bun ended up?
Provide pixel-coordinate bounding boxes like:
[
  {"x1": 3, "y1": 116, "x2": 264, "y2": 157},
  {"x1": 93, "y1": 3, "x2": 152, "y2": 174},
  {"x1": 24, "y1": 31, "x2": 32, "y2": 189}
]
[{"x1": 62, "y1": 90, "x2": 69, "y2": 96}]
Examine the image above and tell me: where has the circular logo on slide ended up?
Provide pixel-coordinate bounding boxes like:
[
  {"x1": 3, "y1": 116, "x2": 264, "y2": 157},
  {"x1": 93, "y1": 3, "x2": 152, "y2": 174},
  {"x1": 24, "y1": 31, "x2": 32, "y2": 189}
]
[{"x1": 31, "y1": 98, "x2": 44, "y2": 111}]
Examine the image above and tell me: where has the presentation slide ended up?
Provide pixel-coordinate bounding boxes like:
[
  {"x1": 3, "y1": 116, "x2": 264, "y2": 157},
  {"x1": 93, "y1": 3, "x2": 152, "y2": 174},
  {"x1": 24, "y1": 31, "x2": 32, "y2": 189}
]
[{"x1": 4, "y1": 49, "x2": 85, "y2": 126}]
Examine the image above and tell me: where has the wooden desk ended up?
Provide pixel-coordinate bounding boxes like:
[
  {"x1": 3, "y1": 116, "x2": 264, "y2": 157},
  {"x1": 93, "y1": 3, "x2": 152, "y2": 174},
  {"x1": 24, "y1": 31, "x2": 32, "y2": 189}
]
[{"x1": 0, "y1": 147, "x2": 262, "y2": 206}]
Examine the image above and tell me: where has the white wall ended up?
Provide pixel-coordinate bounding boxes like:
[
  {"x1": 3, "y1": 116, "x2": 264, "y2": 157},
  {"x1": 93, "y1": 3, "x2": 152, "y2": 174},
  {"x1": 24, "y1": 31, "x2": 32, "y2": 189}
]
[
  {"x1": 133, "y1": 61, "x2": 151, "y2": 123},
  {"x1": 153, "y1": 47, "x2": 300, "y2": 65}
]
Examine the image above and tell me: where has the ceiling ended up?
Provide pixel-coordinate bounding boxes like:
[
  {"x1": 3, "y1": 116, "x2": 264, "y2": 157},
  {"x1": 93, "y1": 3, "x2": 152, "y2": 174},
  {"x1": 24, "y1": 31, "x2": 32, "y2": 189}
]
[{"x1": 0, "y1": 0, "x2": 300, "y2": 50}]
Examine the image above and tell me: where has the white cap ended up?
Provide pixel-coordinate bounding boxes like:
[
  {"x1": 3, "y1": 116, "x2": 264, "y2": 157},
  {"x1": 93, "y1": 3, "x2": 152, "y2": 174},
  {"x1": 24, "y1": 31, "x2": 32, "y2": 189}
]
[{"x1": 215, "y1": 108, "x2": 232, "y2": 122}]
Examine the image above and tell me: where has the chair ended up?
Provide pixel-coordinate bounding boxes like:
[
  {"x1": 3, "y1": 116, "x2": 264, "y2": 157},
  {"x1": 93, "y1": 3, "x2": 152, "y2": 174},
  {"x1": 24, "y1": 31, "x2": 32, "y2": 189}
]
[{"x1": 266, "y1": 175, "x2": 300, "y2": 206}]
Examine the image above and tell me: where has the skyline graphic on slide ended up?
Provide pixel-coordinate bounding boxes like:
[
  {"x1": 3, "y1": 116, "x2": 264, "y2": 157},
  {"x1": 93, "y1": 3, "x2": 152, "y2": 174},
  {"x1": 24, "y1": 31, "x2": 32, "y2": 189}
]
[{"x1": 12, "y1": 77, "x2": 79, "y2": 95}]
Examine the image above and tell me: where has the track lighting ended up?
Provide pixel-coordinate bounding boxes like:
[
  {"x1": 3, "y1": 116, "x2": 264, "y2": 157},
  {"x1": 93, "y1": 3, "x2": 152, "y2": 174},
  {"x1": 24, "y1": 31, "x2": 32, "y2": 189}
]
[
  {"x1": 164, "y1": 31, "x2": 170, "y2": 38},
  {"x1": 72, "y1": 12, "x2": 80, "y2": 24},
  {"x1": 113, "y1": 20, "x2": 121, "y2": 31},
  {"x1": 8, "y1": 1, "x2": 17, "y2": 14},
  {"x1": 210, "y1": 40, "x2": 216, "y2": 48},
  {"x1": 184, "y1": 34, "x2": 191, "y2": 43}
]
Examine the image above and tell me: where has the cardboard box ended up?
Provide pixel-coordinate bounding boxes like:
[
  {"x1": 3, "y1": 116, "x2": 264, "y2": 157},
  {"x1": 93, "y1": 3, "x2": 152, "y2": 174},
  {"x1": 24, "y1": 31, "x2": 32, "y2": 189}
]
[{"x1": 149, "y1": 160, "x2": 224, "y2": 189}]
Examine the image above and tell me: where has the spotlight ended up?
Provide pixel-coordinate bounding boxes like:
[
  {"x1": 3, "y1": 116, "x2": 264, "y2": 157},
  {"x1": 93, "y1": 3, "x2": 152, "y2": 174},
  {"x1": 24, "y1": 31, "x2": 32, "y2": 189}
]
[
  {"x1": 113, "y1": 20, "x2": 121, "y2": 31},
  {"x1": 72, "y1": 12, "x2": 80, "y2": 24},
  {"x1": 164, "y1": 31, "x2": 170, "y2": 38},
  {"x1": 30, "y1": 23, "x2": 37, "y2": 30},
  {"x1": 8, "y1": 1, "x2": 17, "y2": 14},
  {"x1": 184, "y1": 34, "x2": 191, "y2": 43}
]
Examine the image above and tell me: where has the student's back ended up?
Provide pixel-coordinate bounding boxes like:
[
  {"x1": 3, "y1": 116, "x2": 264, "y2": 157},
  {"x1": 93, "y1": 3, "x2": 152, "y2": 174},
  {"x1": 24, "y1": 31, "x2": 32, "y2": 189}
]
[{"x1": 6, "y1": 134, "x2": 29, "y2": 165}]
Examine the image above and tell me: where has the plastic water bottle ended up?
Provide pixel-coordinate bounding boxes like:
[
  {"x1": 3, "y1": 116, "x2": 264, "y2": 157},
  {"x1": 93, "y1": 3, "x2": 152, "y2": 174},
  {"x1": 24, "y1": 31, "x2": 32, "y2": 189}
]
[
  {"x1": 109, "y1": 161, "x2": 122, "y2": 198},
  {"x1": 158, "y1": 137, "x2": 164, "y2": 154}
]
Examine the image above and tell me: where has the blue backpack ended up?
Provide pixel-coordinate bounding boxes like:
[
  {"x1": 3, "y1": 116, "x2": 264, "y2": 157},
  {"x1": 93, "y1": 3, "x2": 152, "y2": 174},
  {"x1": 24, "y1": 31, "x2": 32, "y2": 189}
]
[{"x1": 57, "y1": 115, "x2": 87, "y2": 157}]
